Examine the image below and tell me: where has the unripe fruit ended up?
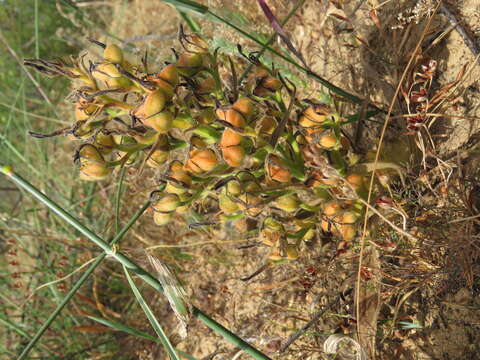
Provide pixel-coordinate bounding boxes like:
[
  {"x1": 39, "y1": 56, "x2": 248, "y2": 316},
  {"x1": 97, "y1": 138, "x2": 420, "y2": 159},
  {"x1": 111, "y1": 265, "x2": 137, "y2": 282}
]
[
  {"x1": 185, "y1": 149, "x2": 218, "y2": 174},
  {"x1": 219, "y1": 194, "x2": 239, "y2": 214},
  {"x1": 152, "y1": 194, "x2": 181, "y2": 213},
  {"x1": 92, "y1": 62, "x2": 121, "y2": 81},
  {"x1": 263, "y1": 217, "x2": 284, "y2": 231},
  {"x1": 103, "y1": 44, "x2": 124, "y2": 64},
  {"x1": 275, "y1": 195, "x2": 299, "y2": 212},
  {"x1": 226, "y1": 180, "x2": 242, "y2": 196},
  {"x1": 153, "y1": 78, "x2": 174, "y2": 101},
  {"x1": 154, "y1": 211, "x2": 173, "y2": 226},
  {"x1": 144, "y1": 111, "x2": 173, "y2": 133},
  {"x1": 77, "y1": 144, "x2": 109, "y2": 181},
  {"x1": 95, "y1": 133, "x2": 115, "y2": 154}
]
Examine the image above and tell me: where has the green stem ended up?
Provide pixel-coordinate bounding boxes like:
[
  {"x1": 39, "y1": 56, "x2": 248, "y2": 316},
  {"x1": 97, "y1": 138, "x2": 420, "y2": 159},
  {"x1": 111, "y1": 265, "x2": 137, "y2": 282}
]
[
  {"x1": 16, "y1": 197, "x2": 151, "y2": 360},
  {"x1": 1, "y1": 166, "x2": 271, "y2": 360}
]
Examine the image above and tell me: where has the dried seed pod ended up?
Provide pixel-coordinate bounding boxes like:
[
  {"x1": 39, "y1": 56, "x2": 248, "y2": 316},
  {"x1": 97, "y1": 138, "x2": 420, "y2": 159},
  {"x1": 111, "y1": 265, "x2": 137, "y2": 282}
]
[
  {"x1": 338, "y1": 224, "x2": 356, "y2": 241},
  {"x1": 143, "y1": 90, "x2": 167, "y2": 118},
  {"x1": 185, "y1": 149, "x2": 218, "y2": 174},
  {"x1": 146, "y1": 149, "x2": 169, "y2": 168},
  {"x1": 103, "y1": 44, "x2": 124, "y2": 64},
  {"x1": 257, "y1": 116, "x2": 277, "y2": 136},
  {"x1": 184, "y1": 34, "x2": 209, "y2": 54},
  {"x1": 216, "y1": 108, "x2": 246, "y2": 128},
  {"x1": 268, "y1": 248, "x2": 283, "y2": 261},
  {"x1": 275, "y1": 194, "x2": 300, "y2": 213},
  {"x1": 321, "y1": 201, "x2": 341, "y2": 232},
  {"x1": 346, "y1": 174, "x2": 365, "y2": 191},
  {"x1": 176, "y1": 53, "x2": 203, "y2": 76},
  {"x1": 254, "y1": 76, "x2": 282, "y2": 97},
  {"x1": 75, "y1": 103, "x2": 99, "y2": 121},
  {"x1": 157, "y1": 64, "x2": 179, "y2": 87},
  {"x1": 267, "y1": 155, "x2": 291, "y2": 183},
  {"x1": 261, "y1": 217, "x2": 284, "y2": 247},
  {"x1": 152, "y1": 194, "x2": 181, "y2": 213},
  {"x1": 319, "y1": 134, "x2": 337, "y2": 149},
  {"x1": 194, "y1": 75, "x2": 216, "y2": 96},
  {"x1": 222, "y1": 145, "x2": 245, "y2": 167},
  {"x1": 144, "y1": 111, "x2": 173, "y2": 133},
  {"x1": 341, "y1": 211, "x2": 357, "y2": 224},
  {"x1": 232, "y1": 97, "x2": 254, "y2": 119},
  {"x1": 299, "y1": 105, "x2": 331, "y2": 128}
]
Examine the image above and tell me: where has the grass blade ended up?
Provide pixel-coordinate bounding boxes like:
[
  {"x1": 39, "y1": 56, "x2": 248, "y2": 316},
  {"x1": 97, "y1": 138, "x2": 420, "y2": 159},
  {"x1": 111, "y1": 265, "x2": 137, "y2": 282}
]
[
  {"x1": 87, "y1": 316, "x2": 199, "y2": 360},
  {"x1": 159, "y1": 0, "x2": 208, "y2": 15},
  {"x1": 1, "y1": 166, "x2": 271, "y2": 360},
  {"x1": 123, "y1": 266, "x2": 181, "y2": 360},
  {"x1": 87, "y1": 315, "x2": 160, "y2": 342}
]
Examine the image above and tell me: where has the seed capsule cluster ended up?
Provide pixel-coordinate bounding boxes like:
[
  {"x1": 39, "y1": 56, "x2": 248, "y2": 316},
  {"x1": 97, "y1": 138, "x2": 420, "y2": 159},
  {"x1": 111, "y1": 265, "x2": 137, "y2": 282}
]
[{"x1": 26, "y1": 31, "x2": 370, "y2": 261}]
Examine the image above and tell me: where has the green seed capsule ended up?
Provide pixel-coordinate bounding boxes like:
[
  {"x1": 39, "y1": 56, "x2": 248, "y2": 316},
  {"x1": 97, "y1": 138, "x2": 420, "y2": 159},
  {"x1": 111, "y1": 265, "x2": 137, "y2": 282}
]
[
  {"x1": 103, "y1": 44, "x2": 124, "y2": 64},
  {"x1": 152, "y1": 194, "x2": 181, "y2": 213}
]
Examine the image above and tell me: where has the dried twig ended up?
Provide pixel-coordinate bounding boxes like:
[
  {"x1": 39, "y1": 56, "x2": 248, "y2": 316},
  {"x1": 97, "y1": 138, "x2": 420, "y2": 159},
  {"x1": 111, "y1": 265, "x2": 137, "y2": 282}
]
[{"x1": 279, "y1": 295, "x2": 341, "y2": 353}]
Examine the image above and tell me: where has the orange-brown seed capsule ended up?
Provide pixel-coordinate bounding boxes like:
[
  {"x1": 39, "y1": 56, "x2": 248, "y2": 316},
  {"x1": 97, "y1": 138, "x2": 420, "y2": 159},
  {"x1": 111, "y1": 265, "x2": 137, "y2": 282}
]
[
  {"x1": 267, "y1": 156, "x2": 291, "y2": 183},
  {"x1": 185, "y1": 149, "x2": 218, "y2": 174}
]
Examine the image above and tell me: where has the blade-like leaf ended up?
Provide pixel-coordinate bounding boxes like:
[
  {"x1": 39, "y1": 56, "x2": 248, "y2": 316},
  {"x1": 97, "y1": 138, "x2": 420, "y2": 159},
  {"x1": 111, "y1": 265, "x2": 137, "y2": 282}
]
[
  {"x1": 256, "y1": 0, "x2": 307, "y2": 67},
  {"x1": 160, "y1": 0, "x2": 209, "y2": 15},
  {"x1": 87, "y1": 315, "x2": 159, "y2": 342},
  {"x1": 123, "y1": 266, "x2": 181, "y2": 360},
  {"x1": 87, "y1": 316, "x2": 199, "y2": 360}
]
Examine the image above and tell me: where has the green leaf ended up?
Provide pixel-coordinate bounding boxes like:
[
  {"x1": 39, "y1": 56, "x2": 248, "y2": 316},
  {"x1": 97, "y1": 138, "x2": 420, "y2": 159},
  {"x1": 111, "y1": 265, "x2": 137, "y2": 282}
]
[
  {"x1": 160, "y1": 0, "x2": 209, "y2": 15},
  {"x1": 123, "y1": 266, "x2": 181, "y2": 360},
  {"x1": 87, "y1": 315, "x2": 159, "y2": 342}
]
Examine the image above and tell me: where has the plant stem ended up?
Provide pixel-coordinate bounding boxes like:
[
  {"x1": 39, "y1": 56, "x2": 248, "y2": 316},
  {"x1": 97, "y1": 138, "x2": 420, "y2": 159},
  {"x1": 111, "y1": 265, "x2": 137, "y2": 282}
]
[
  {"x1": 1, "y1": 166, "x2": 271, "y2": 360},
  {"x1": 16, "y1": 197, "x2": 151, "y2": 360}
]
